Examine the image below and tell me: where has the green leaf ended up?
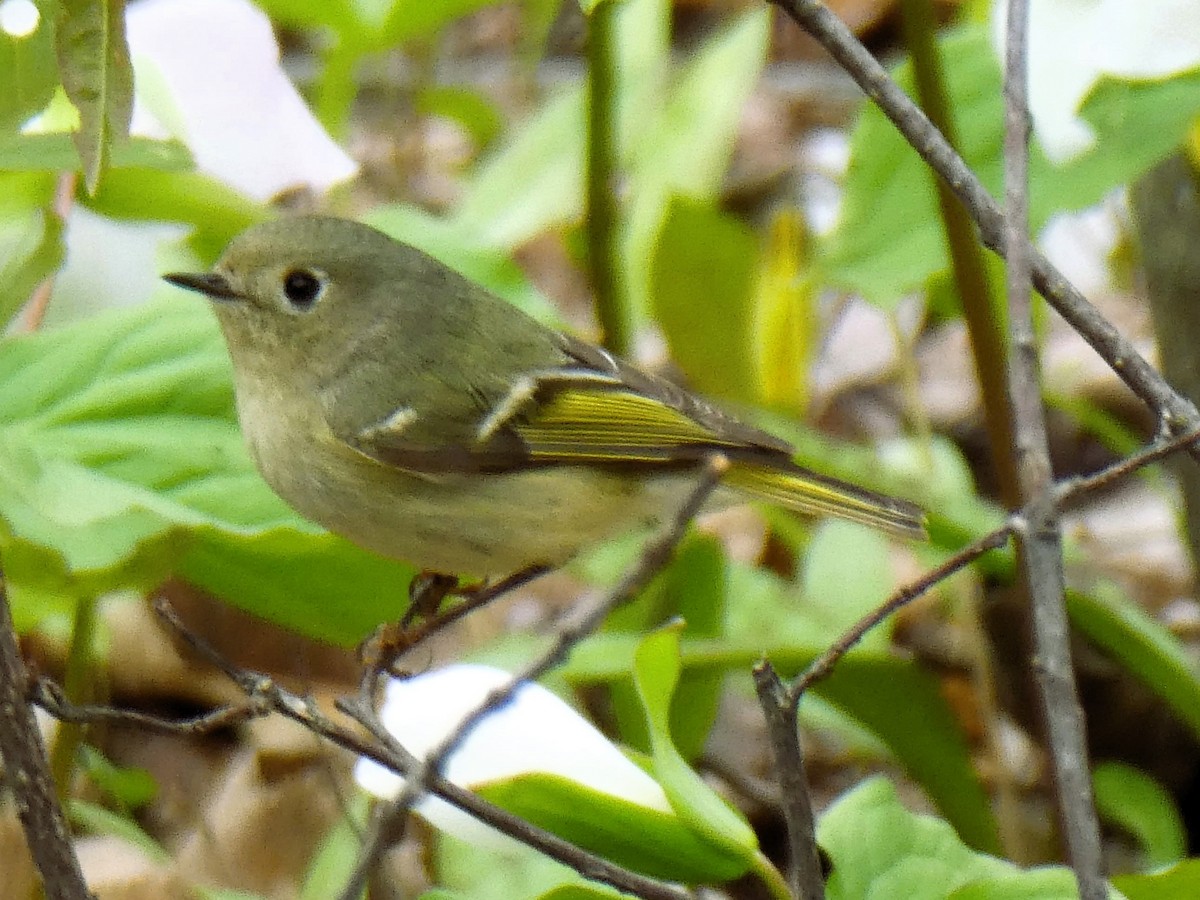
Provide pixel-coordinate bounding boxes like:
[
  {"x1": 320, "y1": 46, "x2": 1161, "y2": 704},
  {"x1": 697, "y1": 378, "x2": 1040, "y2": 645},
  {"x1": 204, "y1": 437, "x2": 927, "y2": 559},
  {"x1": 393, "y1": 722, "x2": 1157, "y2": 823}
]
[
  {"x1": 630, "y1": 625, "x2": 758, "y2": 865},
  {"x1": 820, "y1": 778, "x2": 1077, "y2": 900},
  {"x1": 454, "y1": 84, "x2": 586, "y2": 249},
  {"x1": 1093, "y1": 761, "x2": 1187, "y2": 869},
  {"x1": 84, "y1": 167, "x2": 267, "y2": 259},
  {"x1": 0, "y1": 206, "x2": 63, "y2": 330},
  {"x1": 822, "y1": 25, "x2": 1200, "y2": 306},
  {"x1": 434, "y1": 829, "x2": 614, "y2": 899},
  {"x1": 537, "y1": 887, "x2": 622, "y2": 900},
  {"x1": 78, "y1": 744, "x2": 157, "y2": 810},
  {"x1": 1066, "y1": 583, "x2": 1200, "y2": 746},
  {"x1": 649, "y1": 198, "x2": 759, "y2": 400},
  {"x1": 1114, "y1": 859, "x2": 1200, "y2": 900},
  {"x1": 800, "y1": 520, "x2": 894, "y2": 651},
  {"x1": 54, "y1": 0, "x2": 134, "y2": 193},
  {"x1": 0, "y1": 297, "x2": 414, "y2": 643},
  {"x1": 622, "y1": 7, "x2": 769, "y2": 318},
  {"x1": 0, "y1": 132, "x2": 192, "y2": 172},
  {"x1": 0, "y1": 0, "x2": 58, "y2": 131},
  {"x1": 381, "y1": 0, "x2": 505, "y2": 47},
  {"x1": 300, "y1": 795, "x2": 369, "y2": 900},
  {"x1": 565, "y1": 586, "x2": 999, "y2": 854},
  {"x1": 479, "y1": 770, "x2": 749, "y2": 883},
  {"x1": 68, "y1": 799, "x2": 169, "y2": 863}
]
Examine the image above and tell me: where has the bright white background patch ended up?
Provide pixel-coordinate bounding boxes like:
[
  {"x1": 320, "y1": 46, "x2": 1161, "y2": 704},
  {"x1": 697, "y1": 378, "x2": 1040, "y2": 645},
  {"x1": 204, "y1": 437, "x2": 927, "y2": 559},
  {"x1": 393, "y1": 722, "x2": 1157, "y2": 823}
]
[
  {"x1": 0, "y1": 0, "x2": 38, "y2": 38},
  {"x1": 354, "y1": 664, "x2": 671, "y2": 849},
  {"x1": 126, "y1": 0, "x2": 357, "y2": 201},
  {"x1": 995, "y1": 0, "x2": 1200, "y2": 162}
]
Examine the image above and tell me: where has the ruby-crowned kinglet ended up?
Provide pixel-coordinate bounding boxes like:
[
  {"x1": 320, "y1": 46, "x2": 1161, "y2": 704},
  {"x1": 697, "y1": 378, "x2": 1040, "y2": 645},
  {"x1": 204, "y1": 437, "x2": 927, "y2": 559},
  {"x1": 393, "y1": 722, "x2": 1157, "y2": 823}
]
[{"x1": 164, "y1": 216, "x2": 923, "y2": 576}]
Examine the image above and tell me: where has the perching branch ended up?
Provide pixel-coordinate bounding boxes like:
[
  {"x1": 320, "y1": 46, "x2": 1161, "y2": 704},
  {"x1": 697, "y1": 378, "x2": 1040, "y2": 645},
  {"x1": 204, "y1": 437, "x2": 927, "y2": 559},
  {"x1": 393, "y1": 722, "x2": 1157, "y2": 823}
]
[{"x1": 145, "y1": 599, "x2": 692, "y2": 900}]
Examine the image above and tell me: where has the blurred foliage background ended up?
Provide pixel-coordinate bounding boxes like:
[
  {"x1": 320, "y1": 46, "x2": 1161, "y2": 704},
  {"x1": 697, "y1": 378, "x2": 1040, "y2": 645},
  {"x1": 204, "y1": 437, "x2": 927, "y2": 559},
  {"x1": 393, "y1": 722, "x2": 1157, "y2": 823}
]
[{"x1": 5, "y1": 0, "x2": 1200, "y2": 897}]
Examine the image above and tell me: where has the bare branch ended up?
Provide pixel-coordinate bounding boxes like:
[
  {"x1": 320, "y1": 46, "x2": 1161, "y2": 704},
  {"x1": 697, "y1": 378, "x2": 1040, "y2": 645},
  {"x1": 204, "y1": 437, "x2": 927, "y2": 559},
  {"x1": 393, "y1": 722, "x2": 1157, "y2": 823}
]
[
  {"x1": 754, "y1": 662, "x2": 824, "y2": 900},
  {"x1": 766, "y1": 0, "x2": 1200, "y2": 442},
  {"x1": 144, "y1": 599, "x2": 692, "y2": 900},
  {"x1": 1000, "y1": 5, "x2": 1105, "y2": 893},
  {"x1": 0, "y1": 558, "x2": 94, "y2": 900}
]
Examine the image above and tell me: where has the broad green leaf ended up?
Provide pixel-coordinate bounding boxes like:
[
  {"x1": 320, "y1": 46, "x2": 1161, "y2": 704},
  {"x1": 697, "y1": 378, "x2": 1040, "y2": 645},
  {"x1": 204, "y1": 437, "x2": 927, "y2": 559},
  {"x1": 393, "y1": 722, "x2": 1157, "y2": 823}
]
[
  {"x1": 451, "y1": 0, "x2": 668, "y2": 251},
  {"x1": 1093, "y1": 761, "x2": 1186, "y2": 870},
  {"x1": 54, "y1": 0, "x2": 134, "y2": 193},
  {"x1": 649, "y1": 198, "x2": 759, "y2": 400},
  {"x1": 1114, "y1": 859, "x2": 1200, "y2": 900},
  {"x1": 822, "y1": 25, "x2": 1200, "y2": 306},
  {"x1": 605, "y1": 533, "x2": 727, "y2": 759},
  {"x1": 381, "y1": 0, "x2": 504, "y2": 47},
  {"x1": 622, "y1": 8, "x2": 769, "y2": 318},
  {"x1": 479, "y1": 770, "x2": 750, "y2": 883},
  {"x1": 820, "y1": 778, "x2": 1081, "y2": 900},
  {"x1": 800, "y1": 520, "x2": 893, "y2": 651},
  {"x1": 84, "y1": 167, "x2": 267, "y2": 259},
  {"x1": 537, "y1": 887, "x2": 621, "y2": 900},
  {"x1": 453, "y1": 84, "x2": 586, "y2": 249},
  {"x1": 0, "y1": 132, "x2": 191, "y2": 171},
  {"x1": 0, "y1": 0, "x2": 58, "y2": 131},
  {"x1": 0, "y1": 206, "x2": 63, "y2": 329},
  {"x1": 564, "y1": 590, "x2": 999, "y2": 853},
  {"x1": 434, "y1": 829, "x2": 612, "y2": 900},
  {"x1": 0, "y1": 297, "x2": 414, "y2": 643}
]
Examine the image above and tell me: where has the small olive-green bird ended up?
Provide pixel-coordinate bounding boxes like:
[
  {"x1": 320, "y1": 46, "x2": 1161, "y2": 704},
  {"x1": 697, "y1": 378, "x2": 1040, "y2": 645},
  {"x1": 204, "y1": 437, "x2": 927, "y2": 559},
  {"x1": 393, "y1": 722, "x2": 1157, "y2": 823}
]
[{"x1": 165, "y1": 216, "x2": 923, "y2": 577}]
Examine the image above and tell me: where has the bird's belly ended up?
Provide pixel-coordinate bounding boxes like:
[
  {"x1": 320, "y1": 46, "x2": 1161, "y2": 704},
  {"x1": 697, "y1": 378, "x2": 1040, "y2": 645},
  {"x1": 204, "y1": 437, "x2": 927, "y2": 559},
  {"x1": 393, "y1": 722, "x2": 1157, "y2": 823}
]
[{"x1": 252, "y1": 425, "x2": 675, "y2": 575}]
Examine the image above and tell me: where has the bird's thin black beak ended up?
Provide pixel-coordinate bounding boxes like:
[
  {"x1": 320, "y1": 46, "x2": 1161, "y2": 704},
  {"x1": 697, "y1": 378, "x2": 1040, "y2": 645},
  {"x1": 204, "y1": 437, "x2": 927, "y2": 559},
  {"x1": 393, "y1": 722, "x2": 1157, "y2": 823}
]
[{"x1": 163, "y1": 272, "x2": 243, "y2": 301}]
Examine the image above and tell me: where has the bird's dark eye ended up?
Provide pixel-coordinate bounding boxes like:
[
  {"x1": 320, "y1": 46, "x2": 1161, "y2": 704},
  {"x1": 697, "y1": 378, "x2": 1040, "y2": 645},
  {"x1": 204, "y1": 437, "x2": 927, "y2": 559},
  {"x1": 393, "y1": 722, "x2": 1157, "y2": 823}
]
[{"x1": 282, "y1": 269, "x2": 323, "y2": 308}]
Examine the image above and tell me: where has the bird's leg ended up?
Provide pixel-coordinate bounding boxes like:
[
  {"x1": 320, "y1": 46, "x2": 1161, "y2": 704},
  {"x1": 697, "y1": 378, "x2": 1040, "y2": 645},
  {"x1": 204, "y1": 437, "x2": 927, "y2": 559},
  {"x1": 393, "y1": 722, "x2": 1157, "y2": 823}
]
[{"x1": 356, "y1": 565, "x2": 550, "y2": 694}]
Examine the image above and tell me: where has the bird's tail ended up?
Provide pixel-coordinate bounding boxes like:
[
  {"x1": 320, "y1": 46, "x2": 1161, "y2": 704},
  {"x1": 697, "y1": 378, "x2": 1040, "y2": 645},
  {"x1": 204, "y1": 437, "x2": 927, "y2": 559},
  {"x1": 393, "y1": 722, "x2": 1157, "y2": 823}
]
[{"x1": 723, "y1": 461, "x2": 926, "y2": 539}]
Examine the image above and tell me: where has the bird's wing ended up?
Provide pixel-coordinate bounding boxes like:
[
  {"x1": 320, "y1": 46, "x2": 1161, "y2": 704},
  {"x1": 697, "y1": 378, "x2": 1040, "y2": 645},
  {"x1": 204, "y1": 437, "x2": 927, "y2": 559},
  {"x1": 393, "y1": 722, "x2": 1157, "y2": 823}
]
[
  {"x1": 344, "y1": 331, "x2": 793, "y2": 474},
  {"x1": 342, "y1": 332, "x2": 925, "y2": 537}
]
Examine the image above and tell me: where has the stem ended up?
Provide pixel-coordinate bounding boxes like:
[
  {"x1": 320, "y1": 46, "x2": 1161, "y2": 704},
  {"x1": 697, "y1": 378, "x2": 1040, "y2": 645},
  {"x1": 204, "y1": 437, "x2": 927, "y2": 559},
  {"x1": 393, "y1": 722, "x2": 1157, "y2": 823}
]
[
  {"x1": 897, "y1": 0, "x2": 1021, "y2": 510},
  {"x1": 1000, "y1": 3, "x2": 1105, "y2": 894},
  {"x1": 49, "y1": 595, "x2": 98, "y2": 801},
  {"x1": 586, "y1": 1, "x2": 630, "y2": 356},
  {"x1": 0, "y1": 559, "x2": 94, "y2": 899}
]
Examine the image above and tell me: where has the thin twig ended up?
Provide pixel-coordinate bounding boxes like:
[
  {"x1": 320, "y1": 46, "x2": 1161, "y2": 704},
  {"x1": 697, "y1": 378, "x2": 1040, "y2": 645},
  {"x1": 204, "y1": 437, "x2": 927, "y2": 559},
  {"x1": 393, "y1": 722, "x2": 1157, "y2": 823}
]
[
  {"x1": 146, "y1": 599, "x2": 691, "y2": 900},
  {"x1": 789, "y1": 526, "x2": 1012, "y2": 702},
  {"x1": 1055, "y1": 425, "x2": 1200, "y2": 508},
  {"x1": 22, "y1": 171, "x2": 77, "y2": 331},
  {"x1": 0, "y1": 558, "x2": 95, "y2": 899},
  {"x1": 754, "y1": 662, "x2": 824, "y2": 900},
  {"x1": 766, "y1": 0, "x2": 1200, "y2": 444},
  {"x1": 30, "y1": 679, "x2": 269, "y2": 735},
  {"x1": 336, "y1": 458, "x2": 728, "y2": 900},
  {"x1": 1001, "y1": 4, "x2": 1104, "y2": 893}
]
